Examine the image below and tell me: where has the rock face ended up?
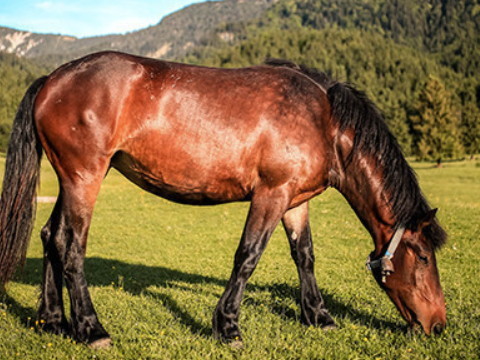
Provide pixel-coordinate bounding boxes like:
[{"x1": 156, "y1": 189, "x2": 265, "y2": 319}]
[{"x1": 0, "y1": 0, "x2": 277, "y2": 64}]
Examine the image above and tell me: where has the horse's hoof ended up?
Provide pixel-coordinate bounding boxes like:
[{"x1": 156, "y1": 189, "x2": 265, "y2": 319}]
[
  {"x1": 88, "y1": 337, "x2": 112, "y2": 349},
  {"x1": 228, "y1": 339, "x2": 244, "y2": 350},
  {"x1": 321, "y1": 323, "x2": 337, "y2": 331},
  {"x1": 215, "y1": 333, "x2": 244, "y2": 349},
  {"x1": 322, "y1": 324, "x2": 337, "y2": 331}
]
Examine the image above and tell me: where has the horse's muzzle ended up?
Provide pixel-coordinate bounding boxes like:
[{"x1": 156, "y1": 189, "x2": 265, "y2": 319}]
[{"x1": 431, "y1": 322, "x2": 445, "y2": 335}]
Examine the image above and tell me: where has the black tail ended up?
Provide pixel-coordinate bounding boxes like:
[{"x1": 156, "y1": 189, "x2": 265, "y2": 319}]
[{"x1": 0, "y1": 76, "x2": 47, "y2": 286}]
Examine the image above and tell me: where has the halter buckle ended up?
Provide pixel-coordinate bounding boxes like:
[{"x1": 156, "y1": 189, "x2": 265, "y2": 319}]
[{"x1": 365, "y1": 226, "x2": 405, "y2": 283}]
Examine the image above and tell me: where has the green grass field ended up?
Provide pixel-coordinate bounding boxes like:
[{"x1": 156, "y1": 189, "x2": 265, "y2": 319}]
[{"x1": 0, "y1": 155, "x2": 479, "y2": 359}]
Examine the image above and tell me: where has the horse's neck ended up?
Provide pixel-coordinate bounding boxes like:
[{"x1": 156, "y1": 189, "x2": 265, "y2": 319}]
[{"x1": 333, "y1": 152, "x2": 395, "y2": 254}]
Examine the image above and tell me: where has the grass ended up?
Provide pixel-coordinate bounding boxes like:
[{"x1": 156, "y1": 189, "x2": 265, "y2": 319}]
[{"x1": 0, "y1": 155, "x2": 479, "y2": 359}]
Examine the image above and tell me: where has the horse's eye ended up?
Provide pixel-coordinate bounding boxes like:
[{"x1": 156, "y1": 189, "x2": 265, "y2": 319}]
[{"x1": 417, "y1": 254, "x2": 429, "y2": 264}]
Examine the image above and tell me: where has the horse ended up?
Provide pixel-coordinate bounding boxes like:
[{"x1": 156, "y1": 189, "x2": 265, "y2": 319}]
[{"x1": 0, "y1": 52, "x2": 447, "y2": 348}]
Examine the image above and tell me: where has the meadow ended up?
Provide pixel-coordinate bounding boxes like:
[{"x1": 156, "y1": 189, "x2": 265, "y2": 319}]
[{"x1": 0, "y1": 155, "x2": 479, "y2": 359}]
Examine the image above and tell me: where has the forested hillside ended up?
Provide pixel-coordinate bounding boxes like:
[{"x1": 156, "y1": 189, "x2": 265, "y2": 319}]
[
  {"x1": 270, "y1": 0, "x2": 480, "y2": 78},
  {"x1": 0, "y1": 0, "x2": 478, "y2": 159},
  {"x1": 0, "y1": 53, "x2": 48, "y2": 150}
]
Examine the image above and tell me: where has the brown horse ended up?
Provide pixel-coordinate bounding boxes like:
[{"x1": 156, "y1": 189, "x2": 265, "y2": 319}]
[{"x1": 0, "y1": 52, "x2": 446, "y2": 347}]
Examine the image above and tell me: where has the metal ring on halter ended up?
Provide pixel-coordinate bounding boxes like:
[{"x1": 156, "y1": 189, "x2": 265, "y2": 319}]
[{"x1": 366, "y1": 226, "x2": 406, "y2": 283}]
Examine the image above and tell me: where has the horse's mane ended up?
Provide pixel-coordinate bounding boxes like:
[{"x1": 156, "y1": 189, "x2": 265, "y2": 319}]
[{"x1": 265, "y1": 59, "x2": 447, "y2": 250}]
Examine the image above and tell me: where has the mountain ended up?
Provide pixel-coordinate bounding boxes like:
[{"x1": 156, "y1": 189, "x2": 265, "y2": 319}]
[{"x1": 0, "y1": 0, "x2": 277, "y2": 66}]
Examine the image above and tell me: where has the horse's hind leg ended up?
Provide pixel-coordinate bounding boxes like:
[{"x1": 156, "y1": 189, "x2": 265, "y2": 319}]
[
  {"x1": 38, "y1": 198, "x2": 69, "y2": 335},
  {"x1": 282, "y1": 202, "x2": 336, "y2": 329},
  {"x1": 39, "y1": 163, "x2": 111, "y2": 347}
]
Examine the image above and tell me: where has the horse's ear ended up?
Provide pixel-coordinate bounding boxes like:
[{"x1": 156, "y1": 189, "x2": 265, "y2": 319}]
[{"x1": 417, "y1": 208, "x2": 438, "y2": 230}]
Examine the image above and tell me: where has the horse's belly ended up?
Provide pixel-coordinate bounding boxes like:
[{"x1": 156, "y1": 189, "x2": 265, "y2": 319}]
[{"x1": 111, "y1": 150, "x2": 253, "y2": 205}]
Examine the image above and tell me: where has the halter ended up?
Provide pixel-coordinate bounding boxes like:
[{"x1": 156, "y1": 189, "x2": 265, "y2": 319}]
[{"x1": 366, "y1": 226, "x2": 406, "y2": 283}]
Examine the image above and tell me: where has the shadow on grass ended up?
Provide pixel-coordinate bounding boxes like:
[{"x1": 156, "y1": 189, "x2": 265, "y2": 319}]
[
  {"x1": 7, "y1": 257, "x2": 401, "y2": 337},
  {"x1": 0, "y1": 292, "x2": 38, "y2": 329}
]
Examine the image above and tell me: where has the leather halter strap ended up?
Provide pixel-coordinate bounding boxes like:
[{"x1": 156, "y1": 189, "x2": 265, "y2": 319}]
[{"x1": 366, "y1": 226, "x2": 406, "y2": 282}]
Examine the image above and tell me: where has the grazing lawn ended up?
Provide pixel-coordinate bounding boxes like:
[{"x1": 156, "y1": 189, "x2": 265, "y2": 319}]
[{"x1": 0, "y1": 155, "x2": 479, "y2": 359}]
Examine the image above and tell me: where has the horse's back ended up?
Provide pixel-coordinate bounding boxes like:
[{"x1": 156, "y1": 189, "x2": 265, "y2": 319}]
[{"x1": 34, "y1": 51, "x2": 334, "y2": 206}]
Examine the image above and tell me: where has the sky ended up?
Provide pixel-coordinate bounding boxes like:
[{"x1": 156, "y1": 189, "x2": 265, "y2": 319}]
[{"x1": 0, "y1": 0, "x2": 206, "y2": 38}]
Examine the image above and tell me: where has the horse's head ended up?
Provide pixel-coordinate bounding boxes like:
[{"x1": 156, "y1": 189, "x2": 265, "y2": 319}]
[{"x1": 368, "y1": 209, "x2": 446, "y2": 335}]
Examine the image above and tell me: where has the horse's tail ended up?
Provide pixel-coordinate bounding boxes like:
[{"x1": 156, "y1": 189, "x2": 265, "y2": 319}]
[{"x1": 0, "y1": 76, "x2": 48, "y2": 286}]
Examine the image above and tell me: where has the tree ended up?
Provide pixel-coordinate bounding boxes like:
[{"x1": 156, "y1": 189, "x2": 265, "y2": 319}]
[
  {"x1": 410, "y1": 75, "x2": 464, "y2": 165},
  {"x1": 0, "y1": 52, "x2": 47, "y2": 151},
  {"x1": 385, "y1": 105, "x2": 413, "y2": 155},
  {"x1": 461, "y1": 103, "x2": 480, "y2": 158}
]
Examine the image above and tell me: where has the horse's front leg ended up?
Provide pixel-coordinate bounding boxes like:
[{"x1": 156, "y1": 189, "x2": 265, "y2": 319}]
[
  {"x1": 282, "y1": 202, "x2": 336, "y2": 329},
  {"x1": 213, "y1": 186, "x2": 291, "y2": 345}
]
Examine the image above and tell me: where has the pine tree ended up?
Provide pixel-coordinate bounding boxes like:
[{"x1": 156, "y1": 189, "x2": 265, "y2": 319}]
[
  {"x1": 461, "y1": 103, "x2": 480, "y2": 158},
  {"x1": 410, "y1": 75, "x2": 464, "y2": 165},
  {"x1": 385, "y1": 104, "x2": 413, "y2": 156}
]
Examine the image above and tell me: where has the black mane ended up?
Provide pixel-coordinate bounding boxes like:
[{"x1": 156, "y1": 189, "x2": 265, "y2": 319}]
[{"x1": 265, "y1": 59, "x2": 447, "y2": 250}]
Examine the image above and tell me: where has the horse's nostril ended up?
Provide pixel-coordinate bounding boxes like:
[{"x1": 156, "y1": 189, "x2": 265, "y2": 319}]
[{"x1": 432, "y1": 323, "x2": 445, "y2": 335}]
